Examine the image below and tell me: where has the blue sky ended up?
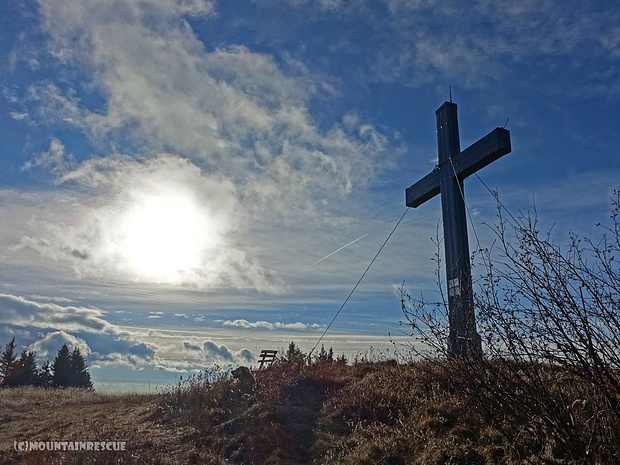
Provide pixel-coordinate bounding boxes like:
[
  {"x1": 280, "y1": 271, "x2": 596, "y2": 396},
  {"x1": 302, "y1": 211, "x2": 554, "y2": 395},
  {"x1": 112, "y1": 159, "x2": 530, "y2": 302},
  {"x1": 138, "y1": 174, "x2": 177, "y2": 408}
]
[{"x1": 1, "y1": 0, "x2": 619, "y2": 391}]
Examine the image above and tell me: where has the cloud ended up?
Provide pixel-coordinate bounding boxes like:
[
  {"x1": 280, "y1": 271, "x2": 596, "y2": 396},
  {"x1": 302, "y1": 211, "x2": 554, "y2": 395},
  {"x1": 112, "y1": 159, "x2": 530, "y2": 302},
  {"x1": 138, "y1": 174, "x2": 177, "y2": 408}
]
[
  {"x1": 17, "y1": 154, "x2": 284, "y2": 291},
  {"x1": 20, "y1": 0, "x2": 400, "y2": 293},
  {"x1": 28, "y1": 330, "x2": 91, "y2": 359},
  {"x1": 0, "y1": 327, "x2": 32, "y2": 341},
  {"x1": 0, "y1": 294, "x2": 156, "y2": 367},
  {"x1": 33, "y1": 0, "x2": 395, "y2": 206},
  {"x1": 9, "y1": 112, "x2": 29, "y2": 120},
  {"x1": 221, "y1": 319, "x2": 322, "y2": 331},
  {"x1": 183, "y1": 341, "x2": 202, "y2": 351},
  {"x1": 268, "y1": 0, "x2": 620, "y2": 97},
  {"x1": 0, "y1": 293, "x2": 112, "y2": 333},
  {"x1": 22, "y1": 138, "x2": 72, "y2": 172},
  {"x1": 202, "y1": 340, "x2": 255, "y2": 364},
  {"x1": 81, "y1": 331, "x2": 155, "y2": 367},
  {"x1": 29, "y1": 294, "x2": 73, "y2": 303}
]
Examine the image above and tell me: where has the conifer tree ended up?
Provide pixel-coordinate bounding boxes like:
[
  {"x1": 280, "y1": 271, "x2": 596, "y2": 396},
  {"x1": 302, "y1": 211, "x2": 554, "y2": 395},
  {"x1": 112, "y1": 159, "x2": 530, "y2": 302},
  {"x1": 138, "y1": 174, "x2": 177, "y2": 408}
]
[
  {"x1": 0, "y1": 338, "x2": 18, "y2": 387},
  {"x1": 70, "y1": 347, "x2": 93, "y2": 390},
  {"x1": 13, "y1": 351, "x2": 39, "y2": 386},
  {"x1": 38, "y1": 360, "x2": 53, "y2": 387},
  {"x1": 52, "y1": 344, "x2": 72, "y2": 388},
  {"x1": 315, "y1": 344, "x2": 328, "y2": 364},
  {"x1": 284, "y1": 341, "x2": 306, "y2": 367}
]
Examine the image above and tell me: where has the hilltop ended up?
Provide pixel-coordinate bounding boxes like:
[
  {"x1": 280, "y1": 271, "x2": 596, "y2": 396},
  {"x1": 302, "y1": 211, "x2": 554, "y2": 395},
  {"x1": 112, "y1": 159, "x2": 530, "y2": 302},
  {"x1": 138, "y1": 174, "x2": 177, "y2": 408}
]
[{"x1": 1, "y1": 357, "x2": 618, "y2": 464}]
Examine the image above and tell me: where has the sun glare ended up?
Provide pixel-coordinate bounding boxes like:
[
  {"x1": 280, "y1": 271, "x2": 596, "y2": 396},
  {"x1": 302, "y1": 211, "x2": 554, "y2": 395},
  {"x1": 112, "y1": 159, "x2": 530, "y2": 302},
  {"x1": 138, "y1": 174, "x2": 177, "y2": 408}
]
[{"x1": 118, "y1": 190, "x2": 216, "y2": 282}]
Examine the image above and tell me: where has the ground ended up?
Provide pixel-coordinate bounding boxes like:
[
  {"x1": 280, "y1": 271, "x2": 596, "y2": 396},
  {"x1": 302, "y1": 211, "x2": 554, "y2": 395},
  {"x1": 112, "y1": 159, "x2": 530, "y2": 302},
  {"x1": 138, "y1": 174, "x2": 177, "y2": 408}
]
[{"x1": 0, "y1": 360, "x2": 617, "y2": 464}]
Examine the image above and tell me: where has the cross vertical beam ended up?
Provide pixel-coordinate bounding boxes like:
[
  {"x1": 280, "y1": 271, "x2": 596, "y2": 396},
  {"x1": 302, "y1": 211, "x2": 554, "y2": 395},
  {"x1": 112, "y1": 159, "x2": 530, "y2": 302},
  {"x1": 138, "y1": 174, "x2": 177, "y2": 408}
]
[
  {"x1": 405, "y1": 101, "x2": 511, "y2": 358},
  {"x1": 436, "y1": 102, "x2": 481, "y2": 358}
]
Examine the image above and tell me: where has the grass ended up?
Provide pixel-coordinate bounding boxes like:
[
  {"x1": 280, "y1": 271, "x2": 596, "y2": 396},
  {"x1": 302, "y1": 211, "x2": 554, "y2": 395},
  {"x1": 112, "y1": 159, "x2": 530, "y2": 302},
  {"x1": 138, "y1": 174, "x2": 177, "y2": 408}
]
[{"x1": 1, "y1": 359, "x2": 618, "y2": 464}]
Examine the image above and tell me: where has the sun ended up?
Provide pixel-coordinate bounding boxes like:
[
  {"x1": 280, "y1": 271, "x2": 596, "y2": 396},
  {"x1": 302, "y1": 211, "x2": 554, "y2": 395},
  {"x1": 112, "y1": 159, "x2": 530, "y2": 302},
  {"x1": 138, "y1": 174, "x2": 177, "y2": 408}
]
[{"x1": 117, "y1": 190, "x2": 216, "y2": 282}]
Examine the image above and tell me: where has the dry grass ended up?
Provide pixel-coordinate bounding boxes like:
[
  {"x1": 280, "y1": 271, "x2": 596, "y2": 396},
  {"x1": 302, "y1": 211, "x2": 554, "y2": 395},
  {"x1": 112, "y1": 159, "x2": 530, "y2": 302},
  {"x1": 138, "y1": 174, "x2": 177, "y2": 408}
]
[{"x1": 1, "y1": 360, "x2": 618, "y2": 464}]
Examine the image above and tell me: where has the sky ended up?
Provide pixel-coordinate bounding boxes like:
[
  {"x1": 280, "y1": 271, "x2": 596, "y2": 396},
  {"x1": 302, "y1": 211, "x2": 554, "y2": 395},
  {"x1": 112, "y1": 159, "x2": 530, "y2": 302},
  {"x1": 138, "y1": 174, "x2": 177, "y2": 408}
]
[{"x1": 1, "y1": 0, "x2": 619, "y2": 392}]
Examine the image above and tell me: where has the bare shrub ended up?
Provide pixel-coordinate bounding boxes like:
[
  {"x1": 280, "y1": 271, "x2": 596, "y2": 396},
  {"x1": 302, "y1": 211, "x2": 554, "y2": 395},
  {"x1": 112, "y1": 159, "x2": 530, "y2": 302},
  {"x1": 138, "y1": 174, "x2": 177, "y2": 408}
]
[{"x1": 400, "y1": 190, "x2": 620, "y2": 463}]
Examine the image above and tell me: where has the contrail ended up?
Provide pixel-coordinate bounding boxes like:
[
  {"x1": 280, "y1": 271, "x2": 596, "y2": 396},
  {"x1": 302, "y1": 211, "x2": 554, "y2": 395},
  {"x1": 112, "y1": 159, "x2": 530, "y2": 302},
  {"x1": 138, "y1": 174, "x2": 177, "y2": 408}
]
[{"x1": 293, "y1": 234, "x2": 368, "y2": 276}]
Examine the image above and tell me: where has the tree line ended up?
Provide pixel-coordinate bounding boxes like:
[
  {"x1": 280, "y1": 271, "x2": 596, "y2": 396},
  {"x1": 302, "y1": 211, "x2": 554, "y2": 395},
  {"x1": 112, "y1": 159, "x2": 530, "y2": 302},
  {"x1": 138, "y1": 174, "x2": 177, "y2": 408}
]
[
  {"x1": 0, "y1": 338, "x2": 93, "y2": 389},
  {"x1": 282, "y1": 341, "x2": 349, "y2": 367}
]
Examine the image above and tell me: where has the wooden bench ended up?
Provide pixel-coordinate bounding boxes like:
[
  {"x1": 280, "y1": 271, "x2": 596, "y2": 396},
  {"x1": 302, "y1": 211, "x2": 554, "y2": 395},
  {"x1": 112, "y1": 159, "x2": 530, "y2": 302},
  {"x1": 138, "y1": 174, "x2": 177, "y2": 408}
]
[{"x1": 257, "y1": 349, "x2": 278, "y2": 369}]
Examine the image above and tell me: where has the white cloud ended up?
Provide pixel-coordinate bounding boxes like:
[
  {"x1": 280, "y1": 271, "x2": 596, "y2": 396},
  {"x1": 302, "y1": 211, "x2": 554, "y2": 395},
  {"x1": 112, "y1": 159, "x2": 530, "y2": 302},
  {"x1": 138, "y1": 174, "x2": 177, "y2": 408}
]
[
  {"x1": 0, "y1": 327, "x2": 32, "y2": 341},
  {"x1": 183, "y1": 339, "x2": 257, "y2": 366},
  {"x1": 28, "y1": 330, "x2": 91, "y2": 359},
  {"x1": 221, "y1": 319, "x2": 322, "y2": 331},
  {"x1": 29, "y1": 294, "x2": 73, "y2": 303},
  {"x1": 0, "y1": 294, "x2": 156, "y2": 366},
  {"x1": 20, "y1": 0, "x2": 401, "y2": 294},
  {"x1": 202, "y1": 340, "x2": 255, "y2": 364},
  {"x1": 18, "y1": 154, "x2": 284, "y2": 291},
  {"x1": 33, "y1": 0, "x2": 394, "y2": 206},
  {"x1": 22, "y1": 138, "x2": 72, "y2": 172},
  {"x1": 0, "y1": 293, "x2": 112, "y2": 333},
  {"x1": 9, "y1": 112, "x2": 28, "y2": 120}
]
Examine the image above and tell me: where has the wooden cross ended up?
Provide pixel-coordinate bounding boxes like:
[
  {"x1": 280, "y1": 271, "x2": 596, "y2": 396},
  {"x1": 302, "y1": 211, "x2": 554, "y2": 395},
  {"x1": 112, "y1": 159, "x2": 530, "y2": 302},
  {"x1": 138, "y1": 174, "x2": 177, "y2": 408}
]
[{"x1": 405, "y1": 101, "x2": 511, "y2": 357}]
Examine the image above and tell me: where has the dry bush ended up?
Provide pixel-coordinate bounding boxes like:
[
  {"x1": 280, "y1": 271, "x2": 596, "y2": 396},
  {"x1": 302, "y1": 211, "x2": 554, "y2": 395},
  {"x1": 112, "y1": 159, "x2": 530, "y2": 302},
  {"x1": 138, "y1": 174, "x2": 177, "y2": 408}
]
[
  {"x1": 401, "y1": 191, "x2": 620, "y2": 463},
  {"x1": 316, "y1": 362, "x2": 503, "y2": 465},
  {"x1": 156, "y1": 365, "x2": 304, "y2": 465},
  {"x1": 152, "y1": 357, "x2": 534, "y2": 464}
]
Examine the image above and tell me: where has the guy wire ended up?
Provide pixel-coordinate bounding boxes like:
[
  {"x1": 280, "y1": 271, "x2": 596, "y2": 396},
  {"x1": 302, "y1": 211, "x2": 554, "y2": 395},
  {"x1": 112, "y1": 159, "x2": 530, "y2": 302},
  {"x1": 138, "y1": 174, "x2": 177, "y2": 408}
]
[{"x1": 308, "y1": 207, "x2": 409, "y2": 359}]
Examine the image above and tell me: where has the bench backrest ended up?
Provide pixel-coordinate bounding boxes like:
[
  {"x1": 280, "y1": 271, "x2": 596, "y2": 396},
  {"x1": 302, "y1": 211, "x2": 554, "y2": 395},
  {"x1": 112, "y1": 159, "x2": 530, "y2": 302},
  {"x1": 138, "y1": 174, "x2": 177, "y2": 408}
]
[{"x1": 258, "y1": 349, "x2": 278, "y2": 369}]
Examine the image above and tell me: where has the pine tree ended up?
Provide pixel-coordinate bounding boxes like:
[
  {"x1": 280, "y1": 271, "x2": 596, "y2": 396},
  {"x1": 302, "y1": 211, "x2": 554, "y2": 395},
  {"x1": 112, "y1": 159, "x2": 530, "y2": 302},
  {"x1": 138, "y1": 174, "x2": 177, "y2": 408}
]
[
  {"x1": 52, "y1": 344, "x2": 72, "y2": 388},
  {"x1": 284, "y1": 341, "x2": 306, "y2": 367},
  {"x1": 13, "y1": 351, "x2": 39, "y2": 386},
  {"x1": 314, "y1": 344, "x2": 335, "y2": 364},
  {"x1": 0, "y1": 338, "x2": 18, "y2": 387},
  {"x1": 70, "y1": 347, "x2": 93, "y2": 390},
  {"x1": 315, "y1": 344, "x2": 328, "y2": 364},
  {"x1": 38, "y1": 361, "x2": 53, "y2": 387}
]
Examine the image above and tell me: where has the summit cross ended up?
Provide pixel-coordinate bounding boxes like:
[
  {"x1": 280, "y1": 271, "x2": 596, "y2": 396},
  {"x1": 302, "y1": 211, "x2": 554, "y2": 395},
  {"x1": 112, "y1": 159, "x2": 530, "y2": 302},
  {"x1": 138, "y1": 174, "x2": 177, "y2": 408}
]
[{"x1": 405, "y1": 101, "x2": 512, "y2": 358}]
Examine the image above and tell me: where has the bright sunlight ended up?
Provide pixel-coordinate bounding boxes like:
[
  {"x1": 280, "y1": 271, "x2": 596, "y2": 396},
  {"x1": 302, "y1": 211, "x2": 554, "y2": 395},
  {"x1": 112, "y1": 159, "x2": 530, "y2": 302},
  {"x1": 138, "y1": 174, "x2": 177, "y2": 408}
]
[{"x1": 117, "y1": 189, "x2": 217, "y2": 283}]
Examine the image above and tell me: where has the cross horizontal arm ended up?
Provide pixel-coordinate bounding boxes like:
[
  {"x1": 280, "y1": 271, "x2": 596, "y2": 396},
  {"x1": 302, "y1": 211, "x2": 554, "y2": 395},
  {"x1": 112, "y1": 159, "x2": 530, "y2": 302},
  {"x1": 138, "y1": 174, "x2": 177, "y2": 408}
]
[
  {"x1": 452, "y1": 127, "x2": 511, "y2": 179},
  {"x1": 405, "y1": 168, "x2": 440, "y2": 208},
  {"x1": 405, "y1": 127, "x2": 511, "y2": 209}
]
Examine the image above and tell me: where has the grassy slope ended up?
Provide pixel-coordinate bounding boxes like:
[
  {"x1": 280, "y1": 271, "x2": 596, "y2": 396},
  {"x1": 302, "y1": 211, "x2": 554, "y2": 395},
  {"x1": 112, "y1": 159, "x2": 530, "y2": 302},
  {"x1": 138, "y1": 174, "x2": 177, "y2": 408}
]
[{"x1": 0, "y1": 361, "x2": 613, "y2": 464}]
